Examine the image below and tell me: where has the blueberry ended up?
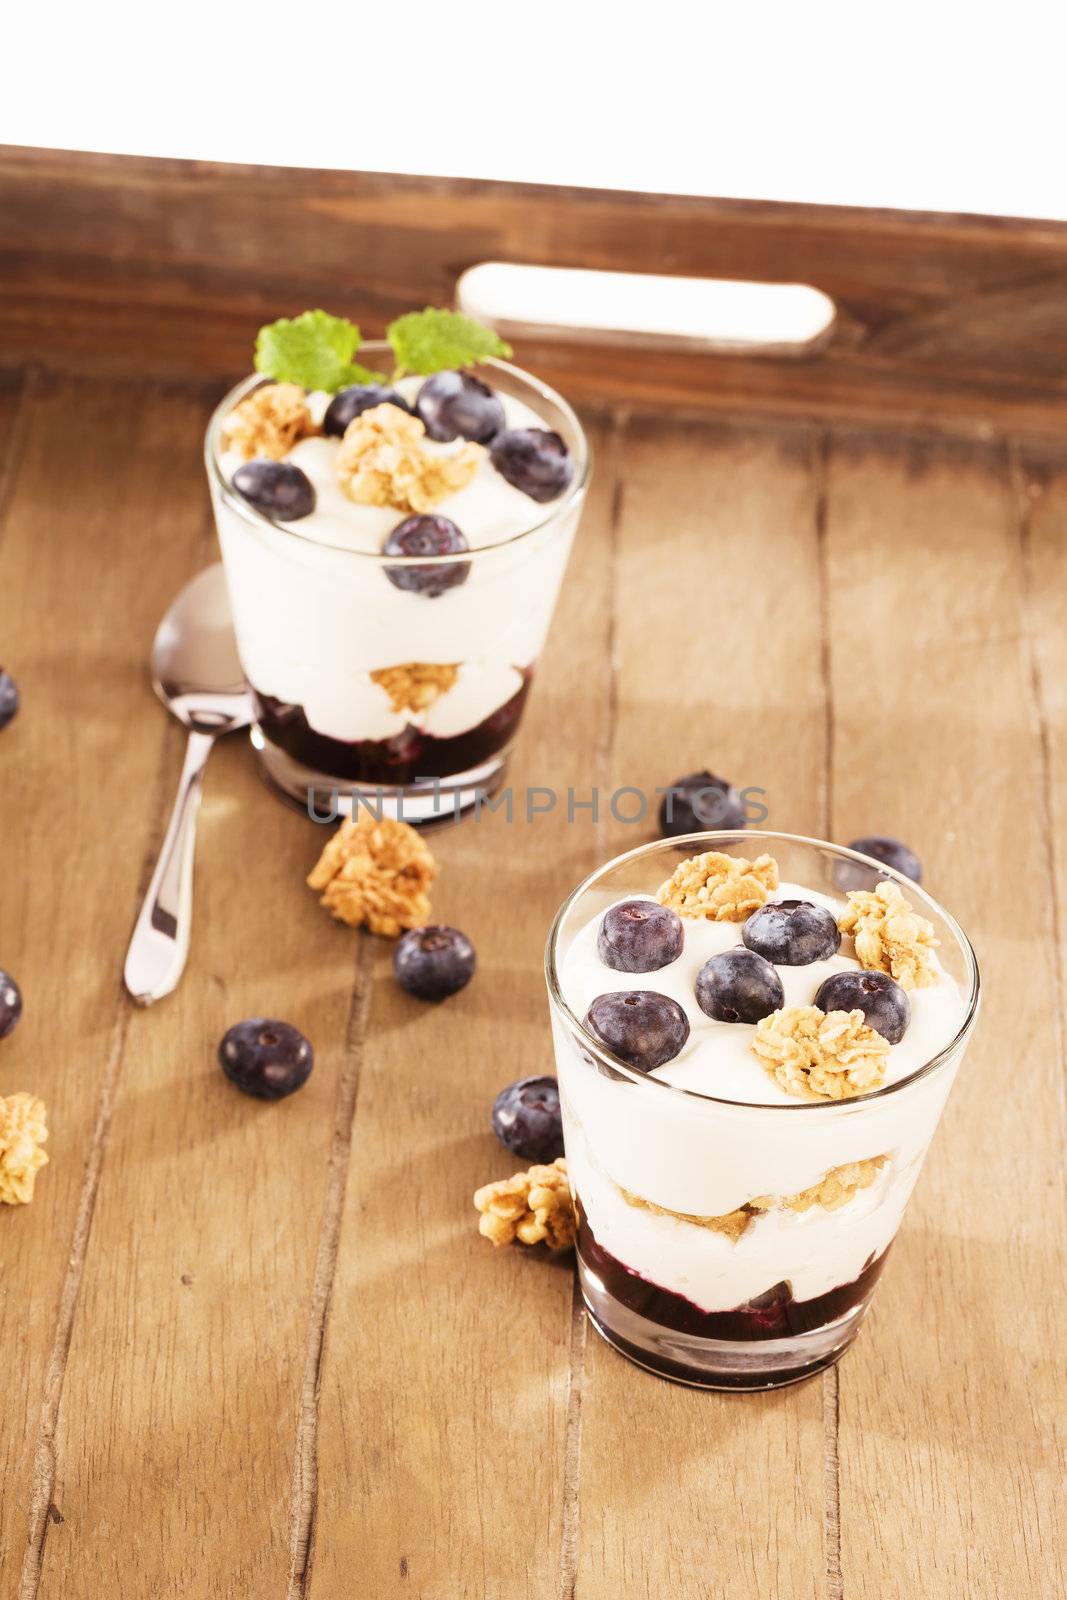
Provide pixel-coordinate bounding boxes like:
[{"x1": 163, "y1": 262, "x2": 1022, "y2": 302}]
[
  {"x1": 491, "y1": 1075, "x2": 563, "y2": 1162},
  {"x1": 0, "y1": 670, "x2": 18, "y2": 732},
  {"x1": 489, "y1": 429, "x2": 574, "y2": 503},
  {"x1": 597, "y1": 899, "x2": 684, "y2": 974},
  {"x1": 584, "y1": 990, "x2": 690, "y2": 1073},
  {"x1": 742, "y1": 899, "x2": 841, "y2": 966},
  {"x1": 324, "y1": 383, "x2": 413, "y2": 437},
  {"x1": 658, "y1": 770, "x2": 746, "y2": 837},
  {"x1": 695, "y1": 949, "x2": 784, "y2": 1024},
  {"x1": 814, "y1": 970, "x2": 911, "y2": 1044},
  {"x1": 742, "y1": 1281, "x2": 793, "y2": 1333},
  {"x1": 232, "y1": 460, "x2": 315, "y2": 521},
  {"x1": 383, "y1": 514, "x2": 470, "y2": 598},
  {"x1": 415, "y1": 371, "x2": 505, "y2": 444},
  {"x1": 394, "y1": 925, "x2": 476, "y2": 1001},
  {"x1": 218, "y1": 1019, "x2": 313, "y2": 1100},
  {"x1": 836, "y1": 835, "x2": 923, "y2": 891},
  {"x1": 0, "y1": 970, "x2": 22, "y2": 1039}
]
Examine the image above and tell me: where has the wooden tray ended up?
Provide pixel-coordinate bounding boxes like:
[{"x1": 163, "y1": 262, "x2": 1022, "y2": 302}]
[{"x1": 0, "y1": 149, "x2": 1064, "y2": 1599}]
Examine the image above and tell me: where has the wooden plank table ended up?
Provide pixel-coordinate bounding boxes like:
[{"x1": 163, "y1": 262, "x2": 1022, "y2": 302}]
[
  {"x1": 1, "y1": 374, "x2": 1065, "y2": 1599},
  {"x1": 1, "y1": 152, "x2": 1066, "y2": 1600}
]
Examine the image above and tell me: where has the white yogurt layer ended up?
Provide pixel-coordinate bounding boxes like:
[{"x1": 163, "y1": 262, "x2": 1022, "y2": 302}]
[
  {"x1": 565, "y1": 1117, "x2": 921, "y2": 1310},
  {"x1": 211, "y1": 378, "x2": 583, "y2": 744},
  {"x1": 223, "y1": 383, "x2": 550, "y2": 557},
  {"x1": 555, "y1": 878, "x2": 969, "y2": 1313},
  {"x1": 560, "y1": 884, "x2": 964, "y2": 1104}
]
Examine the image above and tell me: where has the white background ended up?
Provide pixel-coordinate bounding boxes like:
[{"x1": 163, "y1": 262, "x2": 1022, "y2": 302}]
[{"x1": 4, "y1": 2, "x2": 1066, "y2": 220}]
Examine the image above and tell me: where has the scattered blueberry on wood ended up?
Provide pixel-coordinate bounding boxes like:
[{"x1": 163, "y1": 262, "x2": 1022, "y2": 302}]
[
  {"x1": 0, "y1": 670, "x2": 19, "y2": 732},
  {"x1": 0, "y1": 970, "x2": 23, "y2": 1039},
  {"x1": 836, "y1": 835, "x2": 923, "y2": 891},
  {"x1": 658, "y1": 770, "x2": 747, "y2": 837},
  {"x1": 394, "y1": 925, "x2": 476, "y2": 1001},
  {"x1": 218, "y1": 1019, "x2": 313, "y2": 1100},
  {"x1": 491, "y1": 1076, "x2": 564, "y2": 1162}
]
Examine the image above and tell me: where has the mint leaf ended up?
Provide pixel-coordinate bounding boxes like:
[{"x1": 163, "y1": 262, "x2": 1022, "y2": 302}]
[
  {"x1": 387, "y1": 308, "x2": 511, "y2": 377},
  {"x1": 254, "y1": 310, "x2": 376, "y2": 393}
]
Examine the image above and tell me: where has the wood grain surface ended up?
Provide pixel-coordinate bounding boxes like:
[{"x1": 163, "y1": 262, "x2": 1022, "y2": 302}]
[
  {"x1": 0, "y1": 372, "x2": 1065, "y2": 1599},
  {"x1": 824, "y1": 436, "x2": 1067, "y2": 1596},
  {"x1": 5, "y1": 148, "x2": 1067, "y2": 437}
]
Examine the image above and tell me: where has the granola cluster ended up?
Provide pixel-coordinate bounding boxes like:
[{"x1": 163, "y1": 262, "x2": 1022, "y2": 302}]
[
  {"x1": 336, "y1": 403, "x2": 483, "y2": 513},
  {"x1": 220, "y1": 382, "x2": 317, "y2": 461},
  {"x1": 776, "y1": 1155, "x2": 887, "y2": 1213},
  {"x1": 620, "y1": 1155, "x2": 887, "y2": 1239},
  {"x1": 751, "y1": 1005, "x2": 890, "y2": 1099},
  {"x1": 0, "y1": 1093, "x2": 49, "y2": 1206},
  {"x1": 838, "y1": 881, "x2": 939, "y2": 990},
  {"x1": 307, "y1": 812, "x2": 436, "y2": 936},
  {"x1": 370, "y1": 662, "x2": 459, "y2": 716},
  {"x1": 474, "y1": 1158, "x2": 575, "y2": 1251},
  {"x1": 656, "y1": 851, "x2": 779, "y2": 923},
  {"x1": 621, "y1": 1186, "x2": 756, "y2": 1242}
]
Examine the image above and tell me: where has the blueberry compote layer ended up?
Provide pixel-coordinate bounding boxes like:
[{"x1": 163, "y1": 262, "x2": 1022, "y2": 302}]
[
  {"x1": 576, "y1": 1203, "x2": 888, "y2": 1340},
  {"x1": 253, "y1": 670, "x2": 532, "y2": 785}
]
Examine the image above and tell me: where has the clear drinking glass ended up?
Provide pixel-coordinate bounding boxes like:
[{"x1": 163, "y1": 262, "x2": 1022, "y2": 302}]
[
  {"x1": 545, "y1": 831, "x2": 980, "y2": 1390},
  {"x1": 204, "y1": 344, "x2": 589, "y2": 820}
]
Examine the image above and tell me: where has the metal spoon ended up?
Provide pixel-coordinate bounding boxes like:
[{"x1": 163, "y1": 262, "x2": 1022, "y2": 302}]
[{"x1": 124, "y1": 564, "x2": 252, "y2": 1005}]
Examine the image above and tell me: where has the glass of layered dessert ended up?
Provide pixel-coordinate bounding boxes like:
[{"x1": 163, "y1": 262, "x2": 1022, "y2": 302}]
[
  {"x1": 205, "y1": 312, "x2": 588, "y2": 820},
  {"x1": 546, "y1": 832, "x2": 979, "y2": 1390}
]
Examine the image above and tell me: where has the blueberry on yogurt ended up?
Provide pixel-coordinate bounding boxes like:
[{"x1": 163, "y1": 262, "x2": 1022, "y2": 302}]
[
  {"x1": 814, "y1": 970, "x2": 911, "y2": 1044},
  {"x1": 742, "y1": 899, "x2": 841, "y2": 965},
  {"x1": 584, "y1": 991, "x2": 690, "y2": 1073},
  {"x1": 597, "y1": 900, "x2": 684, "y2": 973},
  {"x1": 382, "y1": 514, "x2": 470, "y2": 597},
  {"x1": 232, "y1": 459, "x2": 316, "y2": 521},
  {"x1": 415, "y1": 371, "x2": 505, "y2": 444},
  {"x1": 489, "y1": 429, "x2": 574, "y2": 503},
  {"x1": 324, "y1": 383, "x2": 413, "y2": 436},
  {"x1": 695, "y1": 949, "x2": 784, "y2": 1025}
]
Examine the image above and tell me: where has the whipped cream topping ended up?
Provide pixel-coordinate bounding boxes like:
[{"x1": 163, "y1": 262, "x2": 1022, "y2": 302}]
[
  {"x1": 553, "y1": 874, "x2": 970, "y2": 1313},
  {"x1": 211, "y1": 376, "x2": 583, "y2": 744}
]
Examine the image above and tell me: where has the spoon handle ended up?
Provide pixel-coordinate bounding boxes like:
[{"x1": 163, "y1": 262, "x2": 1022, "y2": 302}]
[{"x1": 124, "y1": 728, "x2": 216, "y2": 1005}]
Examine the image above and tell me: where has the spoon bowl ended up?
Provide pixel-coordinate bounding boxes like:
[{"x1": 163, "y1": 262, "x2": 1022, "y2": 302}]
[
  {"x1": 124, "y1": 564, "x2": 253, "y2": 1004},
  {"x1": 152, "y1": 563, "x2": 251, "y2": 732}
]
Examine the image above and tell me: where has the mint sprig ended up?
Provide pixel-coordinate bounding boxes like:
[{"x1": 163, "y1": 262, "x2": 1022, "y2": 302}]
[
  {"x1": 386, "y1": 308, "x2": 511, "y2": 377},
  {"x1": 253, "y1": 306, "x2": 510, "y2": 391},
  {"x1": 254, "y1": 310, "x2": 385, "y2": 393}
]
